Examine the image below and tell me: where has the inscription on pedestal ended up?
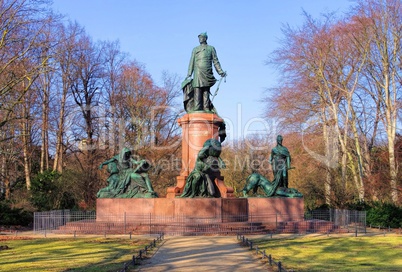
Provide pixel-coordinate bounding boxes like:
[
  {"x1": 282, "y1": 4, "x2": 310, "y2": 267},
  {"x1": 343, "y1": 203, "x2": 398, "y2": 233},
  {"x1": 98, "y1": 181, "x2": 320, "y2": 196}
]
[{"x1": 189, "y1": 130, "x2": 210, "y2": 136}]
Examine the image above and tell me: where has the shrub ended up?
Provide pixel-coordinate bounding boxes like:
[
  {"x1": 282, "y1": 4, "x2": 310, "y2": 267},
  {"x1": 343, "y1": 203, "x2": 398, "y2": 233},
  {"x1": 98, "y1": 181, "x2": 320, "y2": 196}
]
[
  {"x1": 0, "y1": 201, "x2": 32, "y2": 226},
  {"x1": 366, "y1": 202, "x2": 402, "y2": 228},
  {"x1": 30, "y1": 170, "x2": 61, "y2": 211},
  {"x1": 30, "y1": 170, "x2": 77, "y2": 211}
]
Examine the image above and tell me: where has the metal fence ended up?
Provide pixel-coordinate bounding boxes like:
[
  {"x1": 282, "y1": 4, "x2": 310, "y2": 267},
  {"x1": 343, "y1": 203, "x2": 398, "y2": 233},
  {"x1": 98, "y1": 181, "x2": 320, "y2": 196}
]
[
  {"x1": 34, "y1": 209, "x2": 366, "y2": 236},
  {"x1": 305, "y1": 209, "x2": 367, "y2": 233},
  {"x1": 34, "y1": 210, "x2": 96, "y2": 233}
]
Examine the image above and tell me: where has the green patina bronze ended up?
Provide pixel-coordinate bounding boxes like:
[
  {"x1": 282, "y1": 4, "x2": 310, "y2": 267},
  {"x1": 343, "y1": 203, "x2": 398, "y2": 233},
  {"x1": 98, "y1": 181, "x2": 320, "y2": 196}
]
[
  {"x1": 242, "y1": 135, "x2": 303, "y2": 198},
  {"x1": 97, "y1": 148, "x2": 157, "y2": 198},
  {"x1": 182, "y1": 33, "x2": 228, "y2": 143},
  {"x1": 180, "y1": 139, "x2": 225, "y2": 198},
  {"x1": 182, "y1": 32, "x2": 226, "y2": 113},
  {"x1": 242, "y1": 172, "x2": 303, "y2": 198},
  {"x1": 270, "y1": 134, "x2": 291, "y2": 188}
]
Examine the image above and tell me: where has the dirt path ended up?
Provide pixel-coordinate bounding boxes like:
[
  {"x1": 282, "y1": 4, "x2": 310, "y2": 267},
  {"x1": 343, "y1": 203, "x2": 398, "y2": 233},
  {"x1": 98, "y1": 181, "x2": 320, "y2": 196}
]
[{"x1": 134, "y1": 236, "x2": 267, "y2": 271}]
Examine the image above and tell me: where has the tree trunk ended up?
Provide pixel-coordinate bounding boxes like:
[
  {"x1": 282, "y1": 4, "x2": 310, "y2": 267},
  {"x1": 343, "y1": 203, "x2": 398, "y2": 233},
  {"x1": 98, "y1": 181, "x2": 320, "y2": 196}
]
[
  {"x1": 22, "y1": 109, "x2": 31, "y2": 190},
  {"x1": 40, "y1": 76, "x2": 49, "y2": 173},
  {"x1": 387, "y1": 71, "x2": 399, "y2": 203},
  {"x1": 351, "y1": 108, "x2": 366, "y2": 201},
  {"x1": 322, "y1": 113, "x2": 332, "y2": 205},
  {"x1": 387, "y1": 131, "x2": 398, "y2": 203},
  {"x1": 1, "y1": 155, "x2": 10, "y2": 200},
  {"x1": 53, "y1": 81, "x2": 68, "y2": 173}
]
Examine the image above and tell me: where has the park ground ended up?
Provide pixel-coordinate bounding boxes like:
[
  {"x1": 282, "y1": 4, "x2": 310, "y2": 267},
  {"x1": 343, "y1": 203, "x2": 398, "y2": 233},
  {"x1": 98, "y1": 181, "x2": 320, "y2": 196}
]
[{"x1": 0, "y1": 228, "x2": 401, "y2": 271}]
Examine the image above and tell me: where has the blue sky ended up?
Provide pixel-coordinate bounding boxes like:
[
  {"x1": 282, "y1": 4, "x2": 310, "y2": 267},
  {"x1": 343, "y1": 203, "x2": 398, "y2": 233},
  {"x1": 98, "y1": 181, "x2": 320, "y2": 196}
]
[{"x1": 51, "y1": 0, "x2": 354, "y2": 143}]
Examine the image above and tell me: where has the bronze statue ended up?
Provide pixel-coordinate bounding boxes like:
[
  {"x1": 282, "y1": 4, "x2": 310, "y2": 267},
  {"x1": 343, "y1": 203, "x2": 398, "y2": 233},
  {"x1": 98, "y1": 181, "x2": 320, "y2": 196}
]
[
  {"x1": 97, "y1": 148, "x2": 157, "y2": 198},
  {"x1": 182, "y1": 32, "x2": 226, "y2": 112},
  {"x1": 180, "y1": 139, "x2": 226, "y2": 198},
  {"x1": 269, "y1": 135, "x2": 291, "y2": 188},
  {"x1": 242, "y1": 135, "x2": 302, "y2": 198},
  {"x1": 242, "y1": 172, "x2": 302, "y2": 198}
]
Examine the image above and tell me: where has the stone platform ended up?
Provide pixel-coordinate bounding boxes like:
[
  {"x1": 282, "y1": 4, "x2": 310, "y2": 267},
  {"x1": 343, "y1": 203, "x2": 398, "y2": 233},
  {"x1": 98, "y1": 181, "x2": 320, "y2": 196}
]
[
  {"x1": 96, "y1": 197, "x2": 304, "y2": 222},
  {"x1": 57, "y1": 197, "x2": 353, "y2": 235}
]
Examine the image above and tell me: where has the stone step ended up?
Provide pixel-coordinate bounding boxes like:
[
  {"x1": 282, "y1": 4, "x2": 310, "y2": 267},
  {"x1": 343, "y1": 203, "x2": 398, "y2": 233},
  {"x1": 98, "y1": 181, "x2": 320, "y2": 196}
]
[
  {"x1": 51, "y1": 219, "x2": 351, "y2": 235},
  {"x1": 54, "y1": 220, "x2": 268, "y2": 235},
  {"x1": 275, "y1": 220, "x2": 349, "y2": 233}
]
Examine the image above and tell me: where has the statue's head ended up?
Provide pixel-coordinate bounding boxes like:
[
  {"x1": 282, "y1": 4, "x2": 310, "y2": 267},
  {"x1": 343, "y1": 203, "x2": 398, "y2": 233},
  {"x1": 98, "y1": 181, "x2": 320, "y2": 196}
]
[
  {"x1": 136, "y1": 159, "x2": 151, "y2": 173},
  {"x1": 277, "y1": 135, "x2": 283, "y2": 145},
  {"x1": 198, "y1": 32, "x2": 208, "y2": 44},
  {"x1": 120, "y1": 147, "x2": 132, "y2": 161},
  {"x1": 204, "y1": 138, "x2": 221, "y2": 157},
  {"x1": 198, "y1": 32, "x2": 208, "y2": 39}
]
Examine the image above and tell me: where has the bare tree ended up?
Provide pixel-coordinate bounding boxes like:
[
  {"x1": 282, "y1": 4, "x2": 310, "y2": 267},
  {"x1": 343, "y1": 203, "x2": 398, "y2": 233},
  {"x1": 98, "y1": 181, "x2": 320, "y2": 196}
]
[
  {"x1": 266, "y1": 9, "x2": 382, "y2": 205},
  {"x1": 267, "y1": 13, "x2": 344, "y2": 205},
  {"x1": 67, "y1": 32, "x2": 106, "y2": 206},
  {"x1": 0, "y1": 0, "x2": 53, "y2": 133},
  {"x1": 100, "y1": 40, "x2": 127, "y2": 155},
  {"x1": 0, "y1": 0, "x2": 58, "y2": 190},
  {"x1": 355, "y1": 0, "x2": 402, "y2": 203},
  {"x1": 52, "y1": 21, "x2": 84, "y2": 173}
]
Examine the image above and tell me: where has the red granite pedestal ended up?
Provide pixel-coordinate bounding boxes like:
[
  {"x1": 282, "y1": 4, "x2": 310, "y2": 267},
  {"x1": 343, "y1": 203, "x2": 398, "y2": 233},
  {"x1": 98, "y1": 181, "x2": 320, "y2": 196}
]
[
  {"x1": 166, "y1": 112, "x2": 234, "y2": 198},
  {"x1": 97, "y1": 198, "x2": 242, "y2": 219},
  {"x1": 247, "y1": 198, "x2": 304, "y2": 221},
  {"x1": 96, "y1": 197, "x2": 304, "y2": 223}
]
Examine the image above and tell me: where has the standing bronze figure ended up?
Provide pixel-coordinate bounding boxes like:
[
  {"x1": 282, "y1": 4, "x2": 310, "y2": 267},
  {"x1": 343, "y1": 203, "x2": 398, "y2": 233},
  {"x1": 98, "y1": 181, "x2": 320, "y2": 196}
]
[
  {"x1": 269, "y1": 135, "x2": 291, "y2": 188},
  {"x1": 183, "y1": 32, "x2": 226, "y2": 112}
]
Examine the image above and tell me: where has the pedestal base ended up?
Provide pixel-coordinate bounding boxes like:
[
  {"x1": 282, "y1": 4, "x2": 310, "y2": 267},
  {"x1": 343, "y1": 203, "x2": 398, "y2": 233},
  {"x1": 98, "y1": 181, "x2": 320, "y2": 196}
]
[
  {"x1": 96, "y1": 198, "x2": 243, "y2": 220},
  {"x1": 96, "y1": 197, "x2": 304, "y2": 222},
  {"x1": 62, "y1": 198, "x2": 329, "y2": 235},
  {"x1": 247, "y1": 197, "x2": 304, "y2": 221}
]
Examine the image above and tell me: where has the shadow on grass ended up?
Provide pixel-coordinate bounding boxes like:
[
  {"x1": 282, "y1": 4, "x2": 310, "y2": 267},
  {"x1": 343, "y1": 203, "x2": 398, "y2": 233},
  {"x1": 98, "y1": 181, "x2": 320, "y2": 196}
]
[
  {"x1": 251, "y1": 234, "x2": 402, "y2": 272},
  {"x1": 0, "y1": 237, "x2": 152, "y2": 272}
]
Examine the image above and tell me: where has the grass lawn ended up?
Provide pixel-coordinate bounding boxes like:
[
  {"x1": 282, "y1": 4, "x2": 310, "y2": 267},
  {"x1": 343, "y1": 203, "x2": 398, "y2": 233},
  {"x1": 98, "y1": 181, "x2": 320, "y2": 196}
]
[
  {"x1": 1, "y1": 233, "x2": 401, "y2": 272},
  {"x1": 0, "y1": 236, "x2": 154, "y2": 272},
  {"x1": 252, "y1": 233, "x2": 402, "y2": 272}
]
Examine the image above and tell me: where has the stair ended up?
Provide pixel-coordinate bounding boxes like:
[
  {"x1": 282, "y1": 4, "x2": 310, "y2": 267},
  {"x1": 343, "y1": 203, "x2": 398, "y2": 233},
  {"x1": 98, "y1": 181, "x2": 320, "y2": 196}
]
[
  {"x1": 275, "y1": 219, "x2": 350, "y2": 233},
  {"x1": 52, "y1": 219, "x2": 351, "y2": 235},
  {"x1": 54, "y1": 220, "x2": 268, "y2": 235}
]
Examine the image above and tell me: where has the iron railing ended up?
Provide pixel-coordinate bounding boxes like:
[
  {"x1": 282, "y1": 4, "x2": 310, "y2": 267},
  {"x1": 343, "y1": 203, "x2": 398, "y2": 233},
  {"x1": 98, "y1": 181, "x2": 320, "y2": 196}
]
[{"x1": 34, "y1": 209, "x2": 366, "y2": 236}]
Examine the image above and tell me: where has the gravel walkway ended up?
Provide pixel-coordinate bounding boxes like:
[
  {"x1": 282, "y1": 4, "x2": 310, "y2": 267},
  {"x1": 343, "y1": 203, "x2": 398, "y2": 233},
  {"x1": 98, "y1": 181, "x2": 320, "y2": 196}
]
[{"x1": 134, "y1": 236, "x2": 267, "y2": 271}]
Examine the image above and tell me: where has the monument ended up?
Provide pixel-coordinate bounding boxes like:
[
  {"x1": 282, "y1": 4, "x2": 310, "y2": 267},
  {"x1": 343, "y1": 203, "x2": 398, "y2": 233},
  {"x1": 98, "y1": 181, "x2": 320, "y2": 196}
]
[{"x1": 95, "y1": 33, "x2": 304, "y2": 232}]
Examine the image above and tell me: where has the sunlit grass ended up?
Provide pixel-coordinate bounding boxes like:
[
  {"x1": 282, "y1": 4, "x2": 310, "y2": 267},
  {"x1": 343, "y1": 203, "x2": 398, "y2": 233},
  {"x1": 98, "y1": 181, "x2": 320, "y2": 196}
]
[
  {"x1": 252, "y1": 234, "x2": 402, "y2": 272},
  {"x1": 1, "y1": 234, "x2": 401, "y2": 271},
  {"x1": 0, "y1": 237, "x2": 152, "y2": 272}
]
